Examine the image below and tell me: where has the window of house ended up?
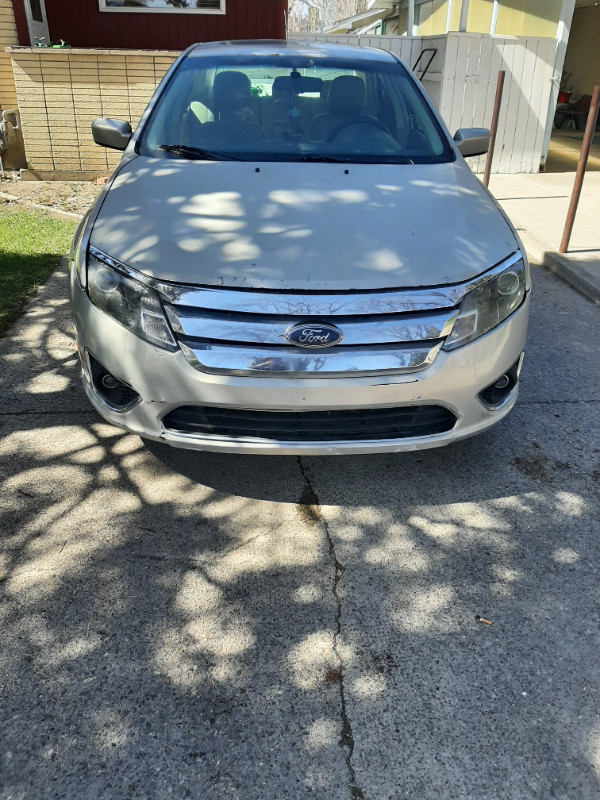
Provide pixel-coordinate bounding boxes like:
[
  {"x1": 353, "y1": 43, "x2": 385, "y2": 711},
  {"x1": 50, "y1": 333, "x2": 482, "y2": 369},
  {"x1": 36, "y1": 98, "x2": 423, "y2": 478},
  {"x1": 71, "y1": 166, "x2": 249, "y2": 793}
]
[
  {"x1": 99, "y1": 1, "x2": 225, "y2": 14},
  {"x1": 29, "y1": 0, "x2": 44, "y2": 23}
]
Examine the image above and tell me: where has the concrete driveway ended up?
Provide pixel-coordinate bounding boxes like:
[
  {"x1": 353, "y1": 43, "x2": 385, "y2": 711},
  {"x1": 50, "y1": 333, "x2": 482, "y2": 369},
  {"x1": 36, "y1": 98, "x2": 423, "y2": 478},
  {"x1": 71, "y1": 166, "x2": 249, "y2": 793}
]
[{"x1": 1, "y1": 261, "x2": 599, "y2": 800}]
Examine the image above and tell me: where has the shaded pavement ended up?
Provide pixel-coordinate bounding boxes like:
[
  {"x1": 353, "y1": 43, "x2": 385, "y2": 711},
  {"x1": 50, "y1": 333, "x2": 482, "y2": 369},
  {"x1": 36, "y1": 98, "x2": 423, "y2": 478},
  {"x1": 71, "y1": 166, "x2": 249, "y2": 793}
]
[{"x1": 1, "y1": 261, "x2": 599, "y2": 799}]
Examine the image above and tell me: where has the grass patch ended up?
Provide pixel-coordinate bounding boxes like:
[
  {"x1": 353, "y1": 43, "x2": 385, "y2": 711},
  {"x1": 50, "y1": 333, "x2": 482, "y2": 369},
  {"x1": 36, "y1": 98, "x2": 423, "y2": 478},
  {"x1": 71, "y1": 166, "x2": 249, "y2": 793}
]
[{"x1": 0, "y1": 207, "x2": 76, "y2": 336}]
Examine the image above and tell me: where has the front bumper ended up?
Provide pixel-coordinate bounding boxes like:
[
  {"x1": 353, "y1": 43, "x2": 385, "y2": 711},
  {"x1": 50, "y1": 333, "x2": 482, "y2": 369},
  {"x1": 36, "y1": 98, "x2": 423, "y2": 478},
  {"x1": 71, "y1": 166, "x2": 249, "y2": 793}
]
[{"x1": 70, "y1": 272, "x2": 529, "y2": 455}]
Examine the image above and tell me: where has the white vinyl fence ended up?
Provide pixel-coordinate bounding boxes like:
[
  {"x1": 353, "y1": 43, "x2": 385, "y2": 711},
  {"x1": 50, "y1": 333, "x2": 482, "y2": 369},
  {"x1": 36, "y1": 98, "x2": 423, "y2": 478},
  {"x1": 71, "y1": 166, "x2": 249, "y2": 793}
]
[
  {"x1": 291, "y1": 33, "x2": 446, "y2": 107},
  {"x1": 292, "y1": 32, "x2": 558, "y2": 173},
  {"x1": 439, "y1": 34, "x2": 557, "y2": 173}
]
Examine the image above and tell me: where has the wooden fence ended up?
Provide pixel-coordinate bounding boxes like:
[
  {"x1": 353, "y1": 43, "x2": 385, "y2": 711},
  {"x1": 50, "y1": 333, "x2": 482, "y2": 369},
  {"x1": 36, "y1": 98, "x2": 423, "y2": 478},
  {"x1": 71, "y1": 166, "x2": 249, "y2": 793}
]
[
  {"x1": 289, "y1": 33, "x2": 446, "y2": 107},
  {"x1": 10, "y1": 32, "x2": 558, "y2": 176},
  {"x1": 439, "y1": 33, "x2": 557, "y2": 173}
]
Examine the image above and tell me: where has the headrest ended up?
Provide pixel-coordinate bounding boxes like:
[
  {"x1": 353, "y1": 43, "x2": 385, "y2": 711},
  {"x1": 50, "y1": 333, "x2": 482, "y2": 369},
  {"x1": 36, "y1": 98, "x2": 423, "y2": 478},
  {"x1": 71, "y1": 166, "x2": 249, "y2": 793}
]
[
  {"x1": 328, "y1": 76, "x2": 366, "y2": 116},
  {"x1": 213, "y1": 71, "x2": 251, "y2": 113}
]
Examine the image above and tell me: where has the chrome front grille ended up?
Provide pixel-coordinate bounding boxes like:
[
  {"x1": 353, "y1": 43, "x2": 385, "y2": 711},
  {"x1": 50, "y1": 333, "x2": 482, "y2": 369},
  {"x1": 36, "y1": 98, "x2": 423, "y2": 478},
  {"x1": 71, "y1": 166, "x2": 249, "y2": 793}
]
[
  {"x1": 86, "y1": 245, "x2": 522, "y2": 379},
  {"x1": 161, "y1": 285, "x2": 459, "y2": 378},
  {"x1": 177, "y1": 340, "x2": 444, "y2": 377}
]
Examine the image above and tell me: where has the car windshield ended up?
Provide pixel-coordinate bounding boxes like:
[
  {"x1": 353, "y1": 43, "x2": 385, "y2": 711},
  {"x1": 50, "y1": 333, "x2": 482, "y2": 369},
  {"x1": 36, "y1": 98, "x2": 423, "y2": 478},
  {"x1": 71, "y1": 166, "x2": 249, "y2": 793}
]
[{"x1": 138, "y1": 52, "x2": 454, "y2": 164}]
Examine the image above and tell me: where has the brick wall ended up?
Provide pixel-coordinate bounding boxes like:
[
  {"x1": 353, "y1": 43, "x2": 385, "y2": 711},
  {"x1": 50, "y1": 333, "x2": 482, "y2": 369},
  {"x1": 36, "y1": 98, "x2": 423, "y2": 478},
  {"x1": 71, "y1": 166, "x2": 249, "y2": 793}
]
[
  {"x1": 9, "y1": 47, "x2": 178, "y2": 176},
  {"x1": 0, "y1": 1, "x2": 19, "y2": 110},
  {"x1": 1, "y1": 2, "x2": 27, "y2": 169}
]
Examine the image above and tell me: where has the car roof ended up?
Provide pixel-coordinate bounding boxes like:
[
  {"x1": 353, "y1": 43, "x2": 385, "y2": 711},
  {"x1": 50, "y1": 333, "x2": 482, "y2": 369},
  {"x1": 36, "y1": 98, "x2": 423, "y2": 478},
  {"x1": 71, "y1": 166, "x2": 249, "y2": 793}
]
[{"x1": 186, "y1": 39, "x2": 398, "y2": 64}]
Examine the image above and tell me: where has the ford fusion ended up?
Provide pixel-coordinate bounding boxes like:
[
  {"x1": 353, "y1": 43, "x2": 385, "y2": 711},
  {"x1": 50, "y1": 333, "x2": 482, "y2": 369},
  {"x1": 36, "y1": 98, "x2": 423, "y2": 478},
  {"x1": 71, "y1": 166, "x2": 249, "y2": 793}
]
[{"x1": 69, "y1": 40, "x2": 530, "y2": 455}]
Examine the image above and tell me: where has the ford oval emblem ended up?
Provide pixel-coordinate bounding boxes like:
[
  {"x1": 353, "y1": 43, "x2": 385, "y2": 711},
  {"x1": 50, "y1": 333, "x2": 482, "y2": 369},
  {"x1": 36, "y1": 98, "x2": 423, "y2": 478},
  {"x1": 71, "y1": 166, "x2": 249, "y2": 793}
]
[{"x1": 285, "y1": 322, "x2": 343, "y2": 348}]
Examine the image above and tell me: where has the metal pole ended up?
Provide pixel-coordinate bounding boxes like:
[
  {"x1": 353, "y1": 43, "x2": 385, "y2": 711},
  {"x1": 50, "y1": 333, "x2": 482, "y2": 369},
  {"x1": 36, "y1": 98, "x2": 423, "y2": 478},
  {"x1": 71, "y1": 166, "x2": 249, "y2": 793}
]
[
  {"x1": 407, "y1": 0, "x2": 415, "y2": 36},
  {"x1": 483, "y1": 70, "x2": 505, "y2": 188},
  {"x1": 559, "y1": 84, "x2": 600, "y2": 254},
  {"x1": 459, "y1": 0, "x2": 470, "y2": 31}
]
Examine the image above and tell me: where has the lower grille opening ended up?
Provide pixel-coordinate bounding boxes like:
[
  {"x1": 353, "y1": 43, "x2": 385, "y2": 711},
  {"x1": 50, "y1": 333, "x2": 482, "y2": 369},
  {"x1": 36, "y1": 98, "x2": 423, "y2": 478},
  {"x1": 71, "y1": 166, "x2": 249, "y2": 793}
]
[
  {"x1": 162, "y1": 405, "x2": 457, "y2": 442},
  {"x1": 88, "y1": 353, "x2": 140, "y2": 410}
]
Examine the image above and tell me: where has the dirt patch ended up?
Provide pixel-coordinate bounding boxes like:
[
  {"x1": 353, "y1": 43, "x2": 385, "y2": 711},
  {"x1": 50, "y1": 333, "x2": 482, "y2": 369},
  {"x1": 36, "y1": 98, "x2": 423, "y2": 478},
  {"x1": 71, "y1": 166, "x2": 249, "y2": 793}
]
[
  {"x1": 371, "y1": 650, "x2": 396, "y2": 676},
  {"x1": 296, "y1": 482, "x2": 321, "y2": 526},
  {"x1": 324, "y1": 668, "x2": 342, "y2": 686},
  {"x1": 0, "y1": 177, "x2": 102, "y2": 217},
  {"x1": 296, "y1": 458, "x2": 322, "y2": 526},
  {"x1": 512, "y1": 449, "x2": 571, "y2": 485}
]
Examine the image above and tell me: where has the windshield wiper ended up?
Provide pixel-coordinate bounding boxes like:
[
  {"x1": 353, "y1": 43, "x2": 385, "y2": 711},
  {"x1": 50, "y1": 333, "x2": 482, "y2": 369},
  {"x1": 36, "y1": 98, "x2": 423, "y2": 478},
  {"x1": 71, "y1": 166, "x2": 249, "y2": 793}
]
[
  {"x1": 294, "y1": 155, "x2": 355, "y2": 163},
  {"x1": 159, "y1": 144, "x2": 243, "y2": 161},
  {"x1": 294, "y1": 154, "x2": 415, "y2": 165}
]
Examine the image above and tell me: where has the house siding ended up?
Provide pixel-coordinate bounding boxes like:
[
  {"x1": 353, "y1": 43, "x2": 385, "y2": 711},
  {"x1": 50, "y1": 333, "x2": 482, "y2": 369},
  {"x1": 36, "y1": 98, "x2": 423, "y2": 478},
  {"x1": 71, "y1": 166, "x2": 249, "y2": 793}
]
[
  {"x1": 42, "y1": 0, "x2": 286, "y2": 49},
  {"x1": 407, "y1": 0, "x2": 562, "y2": 38}
]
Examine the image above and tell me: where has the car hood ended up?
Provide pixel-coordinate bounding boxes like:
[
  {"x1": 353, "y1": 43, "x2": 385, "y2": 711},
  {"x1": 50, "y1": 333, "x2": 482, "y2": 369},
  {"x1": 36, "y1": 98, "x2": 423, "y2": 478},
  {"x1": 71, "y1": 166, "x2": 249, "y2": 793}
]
[{"x1": 90, "y1": 156, "x2": 518, "y2": 291}]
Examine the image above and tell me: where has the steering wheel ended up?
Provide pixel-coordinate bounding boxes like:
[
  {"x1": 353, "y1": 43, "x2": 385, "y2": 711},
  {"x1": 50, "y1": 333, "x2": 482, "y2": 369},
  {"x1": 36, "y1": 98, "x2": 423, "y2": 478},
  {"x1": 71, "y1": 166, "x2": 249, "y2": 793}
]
[{"x1": 327, "y1": 118, "x2": 392, "y2": 143}]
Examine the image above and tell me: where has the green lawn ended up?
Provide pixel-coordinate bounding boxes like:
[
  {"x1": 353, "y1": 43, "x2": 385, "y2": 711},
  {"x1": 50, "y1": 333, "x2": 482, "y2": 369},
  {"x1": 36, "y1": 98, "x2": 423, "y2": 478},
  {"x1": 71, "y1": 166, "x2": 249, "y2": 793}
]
[{"x1": 0, "y1": 207, "x2": 77, "y2": 336}]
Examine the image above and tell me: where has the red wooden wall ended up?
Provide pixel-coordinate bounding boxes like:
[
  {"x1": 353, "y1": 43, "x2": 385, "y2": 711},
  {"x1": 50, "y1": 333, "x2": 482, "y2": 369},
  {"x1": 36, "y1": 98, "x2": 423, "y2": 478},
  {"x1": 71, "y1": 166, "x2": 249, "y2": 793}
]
[
  {"x1": 16, "y1": 0, "x2": 287, "y2": 49},
  {"x1": 12, "y1": 1, "x2": 30, "y2": 46}
]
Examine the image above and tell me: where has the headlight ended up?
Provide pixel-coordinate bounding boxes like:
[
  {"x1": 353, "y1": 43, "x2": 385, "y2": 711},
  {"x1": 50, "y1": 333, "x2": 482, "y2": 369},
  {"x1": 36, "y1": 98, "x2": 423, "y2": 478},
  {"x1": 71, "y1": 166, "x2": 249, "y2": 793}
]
[
  {"x1": 87, "y1": 249, "x2": 177, "y2": 351},
  {"x1": 443, "y1": 258, "x2": 527, "y2": 351}
]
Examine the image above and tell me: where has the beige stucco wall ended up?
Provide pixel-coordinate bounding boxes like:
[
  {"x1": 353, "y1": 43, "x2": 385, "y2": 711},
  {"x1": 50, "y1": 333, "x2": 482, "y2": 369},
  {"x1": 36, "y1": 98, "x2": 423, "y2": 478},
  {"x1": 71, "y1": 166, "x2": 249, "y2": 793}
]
[
  {"x1": 494, "y1": 0, "x2": 561, "y2": 38},
  {"x1": 9, "y1": 47, "x2": 177, "y2": 175},
  {"x1": 562, "y1": 6, "x2": 600, "y2": 100}
]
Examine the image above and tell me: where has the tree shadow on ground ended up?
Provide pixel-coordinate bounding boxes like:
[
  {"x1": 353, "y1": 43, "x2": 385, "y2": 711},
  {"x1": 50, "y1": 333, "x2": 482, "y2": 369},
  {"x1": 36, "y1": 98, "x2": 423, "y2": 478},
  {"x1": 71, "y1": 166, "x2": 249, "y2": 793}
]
[{"x1": 0, "y1": 265, "x2": 599, "y2": 800}]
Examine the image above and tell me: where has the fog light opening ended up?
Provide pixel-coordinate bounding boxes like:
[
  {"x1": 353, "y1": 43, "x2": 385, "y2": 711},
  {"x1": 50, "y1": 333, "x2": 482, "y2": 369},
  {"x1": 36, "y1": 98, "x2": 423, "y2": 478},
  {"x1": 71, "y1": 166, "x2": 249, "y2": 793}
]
[
  {"x1": 479, "y1": 358, "x2": 521, "y2": 409},
  {"x1": 88, "y1": 352, "x2": 140, "y2": 411},
  {"x1": 101, "y1": 374, "x2": 119, "y2": 390}
]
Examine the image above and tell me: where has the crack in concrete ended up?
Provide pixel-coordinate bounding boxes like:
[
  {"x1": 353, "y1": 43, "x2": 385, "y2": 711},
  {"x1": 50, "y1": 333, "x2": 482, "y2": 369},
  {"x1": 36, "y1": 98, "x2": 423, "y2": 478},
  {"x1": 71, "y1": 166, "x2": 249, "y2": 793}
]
[{"x1": 297, "y1": 456, "x2": 365, "y2": 800}]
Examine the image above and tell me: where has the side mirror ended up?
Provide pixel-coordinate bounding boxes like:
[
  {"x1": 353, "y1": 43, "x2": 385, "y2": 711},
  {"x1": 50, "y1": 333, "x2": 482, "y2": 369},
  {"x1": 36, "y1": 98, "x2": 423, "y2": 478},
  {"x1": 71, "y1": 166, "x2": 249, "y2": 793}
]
[
  {"x1": 453, "y1": 128, "x2": 490, "y2": 158},
  {"x1": 92, "y1": 118, "x2": 132, "y2": 151}
]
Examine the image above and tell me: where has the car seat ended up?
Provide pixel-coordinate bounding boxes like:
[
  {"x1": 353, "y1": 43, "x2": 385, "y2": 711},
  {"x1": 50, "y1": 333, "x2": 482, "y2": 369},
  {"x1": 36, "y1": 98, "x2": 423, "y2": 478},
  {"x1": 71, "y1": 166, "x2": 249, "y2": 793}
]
[
  {"x1": 195, "y1": 71, "x2": 265, "y2": 146},
  {"x1": 310, "y1": 75, "x2": 376, "y2": 142}
]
